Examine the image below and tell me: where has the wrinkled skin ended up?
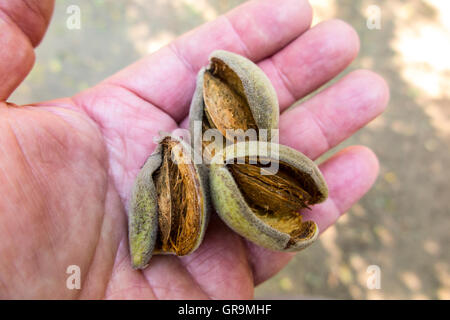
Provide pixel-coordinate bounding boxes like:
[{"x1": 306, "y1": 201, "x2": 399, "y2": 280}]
[{"x1": 0, "y1": 0, "x2": 388, "y2": 299}]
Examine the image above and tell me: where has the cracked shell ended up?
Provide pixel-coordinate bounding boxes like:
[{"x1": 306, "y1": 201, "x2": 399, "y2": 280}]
[
  {"x1": 209, "y1": 141, "x2": 328, "y2": 251},
  {"x1": 128, "y1": 134, "x2": 211, "y2": 269},
  {"x1": 189, "y1": 50, "x2": 279, "y2": 159}
]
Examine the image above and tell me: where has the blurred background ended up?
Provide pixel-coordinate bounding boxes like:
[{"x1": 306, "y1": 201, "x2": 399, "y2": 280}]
[{"x1": 10, "y1": 0, "x2": 450, "y2": 299}]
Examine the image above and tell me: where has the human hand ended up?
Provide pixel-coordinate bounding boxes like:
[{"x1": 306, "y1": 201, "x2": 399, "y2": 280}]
[{"x1": 0, "y1": 0, "x2": 388, "y2": 299}]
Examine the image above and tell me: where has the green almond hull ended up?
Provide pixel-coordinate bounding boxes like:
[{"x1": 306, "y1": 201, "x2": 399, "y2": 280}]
[
  {"x1": 128, "y1": 150, "x2": 161, "y2": 269},
  {"x1": 209, "y1": 141, "x2": 328, "y2": 251},
  {"x1": 128, "y1": 135, "x2": 211, "y2": 269},
  {"x1": 210, "y1": 50, "x2": 279, "y2": 133},
  {"x1": 189, "y1": 50, "x2": 280, "y2": 152}
]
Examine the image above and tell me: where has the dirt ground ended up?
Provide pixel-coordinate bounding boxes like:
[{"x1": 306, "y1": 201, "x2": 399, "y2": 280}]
[{"x1": 10, "y1": 0, "x2": 450, "y2": 299}]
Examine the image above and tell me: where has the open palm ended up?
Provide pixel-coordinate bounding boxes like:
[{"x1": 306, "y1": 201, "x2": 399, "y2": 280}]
[{"x1": 0, "y1": 0, "x2": 388, "y2": 299}]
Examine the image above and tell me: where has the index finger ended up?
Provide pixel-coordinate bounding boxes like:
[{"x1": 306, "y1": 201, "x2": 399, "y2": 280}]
[{"x1": 105, "y1": 0, "x2": 313, "y2": 121}]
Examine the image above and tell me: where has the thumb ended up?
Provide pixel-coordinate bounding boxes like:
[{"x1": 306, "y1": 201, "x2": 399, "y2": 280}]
[{"x1": 0, "y1": 0, "x2": 54, "y2": 101}]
